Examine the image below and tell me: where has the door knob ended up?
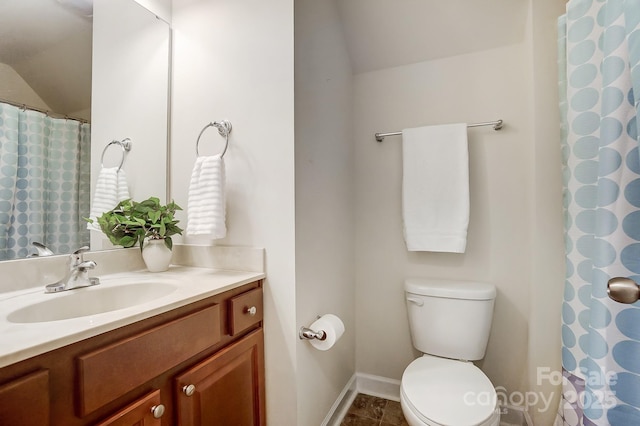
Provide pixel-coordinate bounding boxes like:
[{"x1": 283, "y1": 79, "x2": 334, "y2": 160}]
[
  {"x1": 183, "y1": 384, "x2": 196, "y2": 396},
  {"x1": 607, "y1": 277, "x2": 640, "y2": 304},
  {"x1": 151, "y1": 404, "x2": 165, "y2": 419}
]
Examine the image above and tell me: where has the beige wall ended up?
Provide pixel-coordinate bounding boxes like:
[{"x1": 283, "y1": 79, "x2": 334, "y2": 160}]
[
  {"x1": 528, "y1": 0, "x2": 567, "y2": 424},
  {"x1": 353, "y1": 44, "x2": 534, "y2": 395},
  {"x1": 0, "y1": 63, "x2": 51, "y2": 110},
  {"x1": 170, "y1": 0, "x2": 297, "y2": 424},
  {"x1": 294, "y1": 0, "x2": 355, "y2": 424}
]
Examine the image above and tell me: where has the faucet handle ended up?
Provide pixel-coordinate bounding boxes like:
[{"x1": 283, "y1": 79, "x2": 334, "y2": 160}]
[{"x1": 70, "y1": 246, "x2": 90, "y2": 267}]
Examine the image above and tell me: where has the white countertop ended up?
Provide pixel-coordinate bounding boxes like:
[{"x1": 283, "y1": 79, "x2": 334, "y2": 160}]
[{"x1": 0, "y1": 266, "x2": 265, "y2": 368}]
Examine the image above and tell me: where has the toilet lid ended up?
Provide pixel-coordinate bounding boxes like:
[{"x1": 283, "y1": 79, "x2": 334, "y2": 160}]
[{"x1": 401, "y1": 356, "x2": 496, "y2": 425}]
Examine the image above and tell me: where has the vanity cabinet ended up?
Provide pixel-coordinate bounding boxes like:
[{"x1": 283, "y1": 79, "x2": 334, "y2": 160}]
[
  {"x1": 0, "y1": 280, "x2": 264, "y2": 426},
  {"x1": 0, "y1": 369, "x2": 50, "y2": 426}
]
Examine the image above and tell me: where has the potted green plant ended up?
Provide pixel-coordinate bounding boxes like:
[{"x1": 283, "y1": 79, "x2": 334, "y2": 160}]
[{"x1": 89, "y1": 197, "x2": 183, "y2": 272}]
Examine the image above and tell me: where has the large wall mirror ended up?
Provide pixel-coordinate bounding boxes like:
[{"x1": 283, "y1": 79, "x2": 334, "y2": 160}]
[{"x1": 0, "y1": 0, "x2": 170, "y2": 260}]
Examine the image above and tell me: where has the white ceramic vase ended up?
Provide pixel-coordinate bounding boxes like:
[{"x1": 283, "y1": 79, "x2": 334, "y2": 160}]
[{"x1": 142, "y1": 239, "x2": 172, "y2": 272}]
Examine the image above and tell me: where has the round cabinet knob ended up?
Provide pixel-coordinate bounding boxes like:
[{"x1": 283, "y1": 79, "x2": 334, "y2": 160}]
[
  {"x1": 246, "y1": 306, "x2": 257, "y2": 316},
  {"x1": 183, "y1": 384, "x2": 196, "y2": 397},
  {"x1": 151, "y1": 404, "x2": 165, "y2": 419}
]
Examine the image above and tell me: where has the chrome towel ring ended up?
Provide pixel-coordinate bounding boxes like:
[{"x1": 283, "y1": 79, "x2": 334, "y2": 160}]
[
  {"x1": 196, "y1": 120, "x2": 232, "y2": 157},
  {"x1": 100, "y1": 138, "x2": 131, "y2": 172}
]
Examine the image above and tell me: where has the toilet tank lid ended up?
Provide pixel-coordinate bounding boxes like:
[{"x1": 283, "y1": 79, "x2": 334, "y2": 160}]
[{"x1": 405, "y1": 279, "x2": 496, "y2": 300}]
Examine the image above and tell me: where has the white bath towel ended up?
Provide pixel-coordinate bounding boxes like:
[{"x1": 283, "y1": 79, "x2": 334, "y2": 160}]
[
  {"x1": 186, "y1": 154, "x2": 226, "y2": 239},
  {"x1": 87, "y1": 167, "x2": 131, "y2": 231},
  {"x1": 402, "y1": 124, "x2": 469, "y2": 253}
]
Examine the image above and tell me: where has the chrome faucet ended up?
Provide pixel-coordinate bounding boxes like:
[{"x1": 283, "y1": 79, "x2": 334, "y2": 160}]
[{"x1": 45, "y1": 246, "x2": 100, "y2": 293}]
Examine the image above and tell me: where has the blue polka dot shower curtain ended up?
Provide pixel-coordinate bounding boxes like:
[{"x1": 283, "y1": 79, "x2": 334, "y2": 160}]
[
  {"x1": 0, "y1": 103, "x2": 91, "y2": 260},
  {"x1": 558, "y1": 0, "x2": 640, "y2": 424}
]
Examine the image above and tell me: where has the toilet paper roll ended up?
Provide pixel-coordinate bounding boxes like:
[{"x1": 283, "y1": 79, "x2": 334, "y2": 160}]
[{"x1": 309, "y1": 314, "x2": 345, "y2": 351}]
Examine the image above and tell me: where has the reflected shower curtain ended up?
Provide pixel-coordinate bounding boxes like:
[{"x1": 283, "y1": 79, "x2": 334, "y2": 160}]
[
  {"x1": 558, "y1": 1, "x2": 640, "y2": 425},
  {"x1": 0, "y1": 103, "x2": 90, "y2": 260}
]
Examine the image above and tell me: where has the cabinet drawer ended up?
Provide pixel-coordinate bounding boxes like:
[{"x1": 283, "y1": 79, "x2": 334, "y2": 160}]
[
  {"x1": 95, "y1": 390, "x2": 162, "y2": 426},
  {"x1": 77, "y1": 304, "x2": 221, "y2": 416},
  {"x1": 229, "y1": 287, "x2": 263, "y2": 336}
]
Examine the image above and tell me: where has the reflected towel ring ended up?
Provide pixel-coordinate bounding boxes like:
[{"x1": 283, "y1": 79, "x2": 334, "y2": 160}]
[
  {"x1": 196, "y1": 120, "x2": 232, "y2": 157},
  {"x1": 100, "y1": 138, "x2": 132, "y2": 172}
]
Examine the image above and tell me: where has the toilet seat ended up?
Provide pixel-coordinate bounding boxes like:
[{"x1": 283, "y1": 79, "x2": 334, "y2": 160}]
[{"x1": 401, "y1": 355, "x2": 499, "y2": 426}]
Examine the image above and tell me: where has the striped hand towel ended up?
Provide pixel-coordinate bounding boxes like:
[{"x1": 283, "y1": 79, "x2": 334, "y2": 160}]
[
  {"x1": 87, "y1": 167, "x2": 130, "y2": 231},
  {"x1": 186, "y1": 155, "x2": 226, "y2": 239}
]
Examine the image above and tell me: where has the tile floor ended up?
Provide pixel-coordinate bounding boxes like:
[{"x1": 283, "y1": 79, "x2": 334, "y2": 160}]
[{"x1": 340, "y1": 393, "x2": 409, "y2": 426}]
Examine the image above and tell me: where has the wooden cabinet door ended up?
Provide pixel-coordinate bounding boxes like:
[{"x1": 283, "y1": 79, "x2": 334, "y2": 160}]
[
  {"x1": 175, "y1": 329, "x2": 265, "y2": 426},
  {"x1": 0, "y1": 369, "x2": 49, "y2": 426},
  {"x1": 95, "y1": 390, "x2": 164, "y2": 426}
]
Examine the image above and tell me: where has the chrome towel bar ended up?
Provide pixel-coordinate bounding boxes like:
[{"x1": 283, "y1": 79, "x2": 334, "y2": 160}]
[{"x1": 375, "y1": 119, "x2": 504, "y2": 142}]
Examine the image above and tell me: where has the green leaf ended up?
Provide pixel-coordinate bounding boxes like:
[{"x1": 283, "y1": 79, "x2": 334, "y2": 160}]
[
  {"x1": 149, "y1": 210, "x2": 161, "y2": 223},
  {"x1": 119, "y1": 235, "x2": 136, "y2": 248}
]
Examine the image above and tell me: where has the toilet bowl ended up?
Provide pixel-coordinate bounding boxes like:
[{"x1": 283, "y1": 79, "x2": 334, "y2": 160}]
[
  {"x1": 402, "y1": 279, "x2": 499, "y2": 426},
  {"x1": 400, "y1": 355, "x2": 500, "y2": 426}
]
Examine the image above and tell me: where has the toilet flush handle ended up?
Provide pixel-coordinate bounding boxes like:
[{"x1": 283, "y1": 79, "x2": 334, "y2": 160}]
[{"x1": 406, "y1": 297, "x2": 424, "y2": 307}]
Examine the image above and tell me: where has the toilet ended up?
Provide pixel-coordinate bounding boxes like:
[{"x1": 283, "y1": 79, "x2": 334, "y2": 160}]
[{"x1": 401, "y1": 278, "x2": 500, "y2": 426}]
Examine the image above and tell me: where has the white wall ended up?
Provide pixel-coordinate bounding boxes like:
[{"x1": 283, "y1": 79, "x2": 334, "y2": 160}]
[
  {"x1": 170, "y1": 0, "x2": 296, "y2": 424},
  {"x1": 294, "y1": 0, "x2": 355, "y2": 424},
  {"x1": 353, "y1": 44, "x2": 534, "y2": 397}
]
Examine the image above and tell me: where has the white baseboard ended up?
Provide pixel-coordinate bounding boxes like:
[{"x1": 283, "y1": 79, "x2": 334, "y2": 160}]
[
  {"x1": 322, "y1": 374, "x2": 357, "y2": 426},
  {"x1": 323, "y1": 373, "x2": 401, "y2": 426},
  {"x1": 355, "y1": 372, "x2": 401, "y2": 402}
]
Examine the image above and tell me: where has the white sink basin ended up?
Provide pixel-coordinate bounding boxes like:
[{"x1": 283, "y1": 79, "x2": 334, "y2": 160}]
[{"x1": 7, "y1": 282, "x2": 178, "y2": 323}]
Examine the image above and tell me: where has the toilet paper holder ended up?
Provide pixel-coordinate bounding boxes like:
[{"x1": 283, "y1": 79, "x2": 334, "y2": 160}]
[{"x1": 299, "y1": 316, "x2": 327, "y2": 341}]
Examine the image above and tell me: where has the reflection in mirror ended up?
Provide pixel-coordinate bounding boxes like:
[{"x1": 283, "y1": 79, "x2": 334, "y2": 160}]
[
  {"x1": 0, "y1": 0, "x2": 170, "y2": 260},
  {"x1": 90, "y1": 0, "x2": 170, "y2": 252},
  {"x1": 0, "y1": 1, "x2": 92, "y2": 260}
]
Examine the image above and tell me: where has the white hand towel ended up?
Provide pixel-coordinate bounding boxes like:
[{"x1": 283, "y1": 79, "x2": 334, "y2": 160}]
[
  {"x1": 186, "y1": 155, "x2": 226, "y2": 239},
  {"x1": 117, "y1": 169, "x2": 130, "y2": 202},
  {"x1": 87, "y1": 167, "x2": 131, "y2": 231},
  {"x1": 402, "y1": 124, "x2": 469, "y2": 253}
]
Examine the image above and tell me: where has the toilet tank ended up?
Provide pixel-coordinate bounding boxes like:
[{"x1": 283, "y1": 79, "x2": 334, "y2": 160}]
[{"x1": 404, "y1": 278, "x2": 496, "y2": 361}]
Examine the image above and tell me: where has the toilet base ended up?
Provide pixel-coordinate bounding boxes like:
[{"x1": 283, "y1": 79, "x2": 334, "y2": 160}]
[{"x1": 400, "y1": 389, "x2": 500, "y2": 426}]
